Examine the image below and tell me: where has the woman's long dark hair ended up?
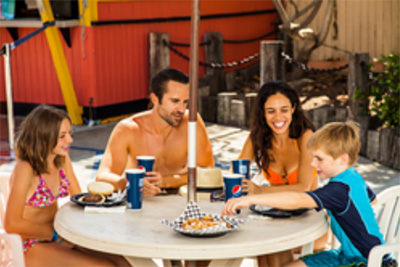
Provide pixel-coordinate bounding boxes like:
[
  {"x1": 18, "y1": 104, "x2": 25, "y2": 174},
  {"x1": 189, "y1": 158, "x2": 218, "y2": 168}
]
[{"x1": 250, "y1": 81, "x2": 315, "y2": 173}]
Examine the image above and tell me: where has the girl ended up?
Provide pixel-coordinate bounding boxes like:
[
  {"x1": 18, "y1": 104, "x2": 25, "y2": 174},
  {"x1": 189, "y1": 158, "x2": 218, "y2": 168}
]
[{"x1": 4, "y1": 105, "x2": 127, "y2": 266}]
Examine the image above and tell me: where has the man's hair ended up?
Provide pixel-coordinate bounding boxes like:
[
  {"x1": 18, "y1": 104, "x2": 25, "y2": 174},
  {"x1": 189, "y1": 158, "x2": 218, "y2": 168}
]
[
  {"x1": 16, "y1": 105, "x2": 71, "y2": 175},
  {"x1": 150, "y1": 68, "x2": 189, "y2": 103},
  {"x1": 307, "y1": 121, "x2": 360, "y2": 166}
]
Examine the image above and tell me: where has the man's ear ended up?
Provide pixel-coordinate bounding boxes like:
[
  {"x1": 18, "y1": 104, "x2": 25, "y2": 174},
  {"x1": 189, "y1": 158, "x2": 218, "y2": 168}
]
[{"x1": 150, "y1": 93, "x2": 159, "y2": 106}]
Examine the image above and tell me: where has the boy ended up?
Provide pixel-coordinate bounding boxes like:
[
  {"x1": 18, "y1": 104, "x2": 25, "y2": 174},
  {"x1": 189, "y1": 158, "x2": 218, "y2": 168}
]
[{"x1": 222, "y1": 121, "x2": 397, "y2": 267}]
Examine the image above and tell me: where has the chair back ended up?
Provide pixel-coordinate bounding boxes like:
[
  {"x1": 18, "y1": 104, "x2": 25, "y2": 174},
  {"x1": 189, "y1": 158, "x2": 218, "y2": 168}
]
[
  {"x1": 0, "y1": 172, "x2": 12, "y2": 229},
  {"x1": 0, "y1": 232, "x2": 25, "y2": 267},
  {"x1": 374, "y1": 185, "x2": 400, "y2": 244}
]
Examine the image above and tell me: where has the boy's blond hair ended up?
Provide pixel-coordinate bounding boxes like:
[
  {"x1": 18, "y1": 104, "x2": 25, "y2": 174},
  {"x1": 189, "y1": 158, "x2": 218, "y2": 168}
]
[{"x1": 307, "y1": 121, "x2": 360, "y2": 166}]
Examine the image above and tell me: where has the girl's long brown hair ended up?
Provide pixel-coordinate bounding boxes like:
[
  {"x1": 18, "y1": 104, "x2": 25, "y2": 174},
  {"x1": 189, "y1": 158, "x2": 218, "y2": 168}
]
[
  {"x1": 16, "y1": 105, "x2": 71, "y2": 175},
  {"x1": 250, "y1": 81, "x2": 315, "y2": 173}
]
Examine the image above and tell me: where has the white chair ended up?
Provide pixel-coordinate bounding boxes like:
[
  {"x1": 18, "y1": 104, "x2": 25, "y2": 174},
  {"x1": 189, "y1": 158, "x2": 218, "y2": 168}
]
[
  {"x1": 0, "y1": 171, "x2": 12, "y2": 229},
  {"x1": 0, "y1": 232, "x2": 25, "y2": 267},
  {"x1": 368, "y1": 185, "x2": 400, "y2": 267}
]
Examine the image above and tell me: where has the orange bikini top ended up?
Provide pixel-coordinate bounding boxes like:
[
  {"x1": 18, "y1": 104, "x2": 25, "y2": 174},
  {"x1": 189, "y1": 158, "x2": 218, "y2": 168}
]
[
  {"x1": 262, "y1": 139, "x2": 302, "y2": 185},
  {"x1": 263, "y1": 168, "x2": 298, "y2": 185}
]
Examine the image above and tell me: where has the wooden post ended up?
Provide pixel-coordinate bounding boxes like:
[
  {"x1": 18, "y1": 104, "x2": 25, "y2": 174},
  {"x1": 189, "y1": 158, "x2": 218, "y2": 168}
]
[
  {"x1": 347, "y1": 53, "x2": 369, "y2": 121},
  {"x1": 282, "y1": 33, "x2": 293, "y2": 82},
  {"x1": 149, "y1": 33, "x2": 170, "y2": 88},
  {"x1": 217, "y1": 92, "x2": 237, "y2": 125},
  {"x1": 204, "y1": 32, "x2": 226, "y2": 96},
  {"x1": 230, "y1": 99, "x2": 246, "y2": 128},
  {"x1": 260, "y1": 40, "x2": 283, "y2": 86}
]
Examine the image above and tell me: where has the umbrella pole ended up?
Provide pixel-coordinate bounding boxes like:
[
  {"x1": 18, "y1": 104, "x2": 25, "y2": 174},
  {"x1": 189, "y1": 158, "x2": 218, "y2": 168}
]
[{"x1": 187, "y1": 0, "x2": 201, "y2": 203}]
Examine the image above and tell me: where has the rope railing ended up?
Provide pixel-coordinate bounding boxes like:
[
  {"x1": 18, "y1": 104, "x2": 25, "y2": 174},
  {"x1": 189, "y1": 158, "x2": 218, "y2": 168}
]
[
  {"x1": 281, "y1": 51, "x2": 349, "y2": 73},
  {"x1": 164, "y1": 40, "x2": 260, "y2": 69}
]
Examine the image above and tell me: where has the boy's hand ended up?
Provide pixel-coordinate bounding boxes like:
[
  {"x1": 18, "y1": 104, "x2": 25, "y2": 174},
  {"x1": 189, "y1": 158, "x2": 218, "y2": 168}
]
[{"x1": 221, "y1": 196, "x2": 252, "y2": 217}]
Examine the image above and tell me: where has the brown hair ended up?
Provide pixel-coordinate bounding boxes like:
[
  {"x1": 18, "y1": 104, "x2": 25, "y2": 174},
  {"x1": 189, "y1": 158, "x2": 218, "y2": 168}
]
[
  {"x1": 150, "y1": 68, "x2": 189, "y2": 104},
  {"x1": 250, "y1": 81, "x2": 315, "y2": 173},
  {"x1": 15, "y1": 105, "x2": 71, "y2": 175},
  {"x1": 307, "y1": 121, "x2": 360, "y2": 166}
]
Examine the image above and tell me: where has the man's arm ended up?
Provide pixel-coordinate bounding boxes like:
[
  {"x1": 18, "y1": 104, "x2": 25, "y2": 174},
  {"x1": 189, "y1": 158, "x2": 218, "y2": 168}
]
[
  {"x1": 196, "y1": 113, "x2": 214, "y2": 168},
  {"x1": 96, "y1": 121, "x2": 131, "y2": 191}
]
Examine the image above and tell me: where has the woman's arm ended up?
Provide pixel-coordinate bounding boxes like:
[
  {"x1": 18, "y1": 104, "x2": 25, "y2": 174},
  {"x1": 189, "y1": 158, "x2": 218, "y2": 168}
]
[
  {"x1": 4, "y1": 161, "x2": 54, "y2": 240},
  {"x1": 237, "y1": 134, "x2": 255, "y2": 161}
]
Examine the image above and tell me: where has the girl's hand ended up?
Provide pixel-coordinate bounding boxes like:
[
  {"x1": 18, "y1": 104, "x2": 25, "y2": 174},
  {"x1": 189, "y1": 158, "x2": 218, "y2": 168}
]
[
  {"x1": 242, "y1": 179, "x2": 262, "y2": 195},
  {"x1": 221, "y1": 196, "x2": 252, "y2": 217}
]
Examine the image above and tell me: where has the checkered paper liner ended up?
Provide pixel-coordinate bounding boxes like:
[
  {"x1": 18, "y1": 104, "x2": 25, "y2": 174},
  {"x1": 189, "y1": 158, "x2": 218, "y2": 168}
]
[{"x1": 161, "y1": 201, "x2": 246, "y2": 237}]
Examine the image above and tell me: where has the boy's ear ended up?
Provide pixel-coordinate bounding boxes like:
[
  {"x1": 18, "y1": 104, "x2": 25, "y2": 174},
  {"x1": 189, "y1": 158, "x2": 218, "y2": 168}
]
[{"x1": 339, "y1": 153, "x2": 350, "y2": 165}]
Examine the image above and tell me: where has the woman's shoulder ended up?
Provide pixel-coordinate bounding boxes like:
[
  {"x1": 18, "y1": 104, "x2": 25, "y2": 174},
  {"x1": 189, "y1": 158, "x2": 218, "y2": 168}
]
[{"x1": 296, "y1": 129, "x2": 314, "y2": 148}]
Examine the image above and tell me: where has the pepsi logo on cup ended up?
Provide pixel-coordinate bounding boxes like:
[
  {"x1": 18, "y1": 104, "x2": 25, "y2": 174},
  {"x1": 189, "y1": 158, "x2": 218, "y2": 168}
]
[{"x1": 232, "y1": 184, "x2": 242, "y2": 197}]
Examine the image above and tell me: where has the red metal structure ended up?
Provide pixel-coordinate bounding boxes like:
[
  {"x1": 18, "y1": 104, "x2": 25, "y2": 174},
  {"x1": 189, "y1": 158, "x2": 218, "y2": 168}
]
[{"x1": 0, "y1": 1, "x2": 277, "y2": 120}]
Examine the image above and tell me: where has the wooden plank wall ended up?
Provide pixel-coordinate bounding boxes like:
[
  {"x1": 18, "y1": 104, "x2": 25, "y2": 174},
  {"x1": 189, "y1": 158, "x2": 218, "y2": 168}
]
[{"x1": 288, "y1": 0, "x2": 400, "y2": 61}]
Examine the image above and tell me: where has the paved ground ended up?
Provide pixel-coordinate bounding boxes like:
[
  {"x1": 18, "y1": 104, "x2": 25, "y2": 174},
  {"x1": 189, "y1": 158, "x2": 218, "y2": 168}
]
[{"x1": 1, "y1": 118, "x2": 398, "y2": 194}]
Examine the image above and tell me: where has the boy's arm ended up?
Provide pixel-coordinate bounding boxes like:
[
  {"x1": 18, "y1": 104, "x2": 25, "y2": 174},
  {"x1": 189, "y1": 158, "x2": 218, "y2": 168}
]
[{"x1": 222, "y1": 191, "x2": 318, "y2": 216}]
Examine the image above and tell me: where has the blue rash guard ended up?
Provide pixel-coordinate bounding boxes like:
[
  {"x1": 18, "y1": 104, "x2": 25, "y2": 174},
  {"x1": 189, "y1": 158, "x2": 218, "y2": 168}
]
[{"x1": 306, "y1": 167, "x2": 387, "y2": 265}]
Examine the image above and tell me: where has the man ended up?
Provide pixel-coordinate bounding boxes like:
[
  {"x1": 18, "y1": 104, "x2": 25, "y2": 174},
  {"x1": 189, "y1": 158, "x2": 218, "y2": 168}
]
[{"x1": 96, "y1": 68, "x2": 214, "y2": 197}]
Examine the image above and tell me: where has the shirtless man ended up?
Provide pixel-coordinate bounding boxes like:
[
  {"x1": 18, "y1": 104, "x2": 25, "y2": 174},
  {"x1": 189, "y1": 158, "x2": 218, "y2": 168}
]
[{"x1": 96, "y1": 68, "x2": 214, "y2": 197}]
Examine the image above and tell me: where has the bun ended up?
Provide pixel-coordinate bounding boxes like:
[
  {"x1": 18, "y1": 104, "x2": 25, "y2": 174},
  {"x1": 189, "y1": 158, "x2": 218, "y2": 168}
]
[
  {"x1": 87, "y1": 181, "x2": 114, "y2": 196},
  {"x1": 79, "y1": 193, "x2": 105, "y2": 203}
]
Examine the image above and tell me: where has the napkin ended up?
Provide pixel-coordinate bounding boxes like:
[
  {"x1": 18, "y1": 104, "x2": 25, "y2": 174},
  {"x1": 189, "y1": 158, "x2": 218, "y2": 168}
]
[{"x1": 84, "y1": 205, "x2": 126, "y2": 213}]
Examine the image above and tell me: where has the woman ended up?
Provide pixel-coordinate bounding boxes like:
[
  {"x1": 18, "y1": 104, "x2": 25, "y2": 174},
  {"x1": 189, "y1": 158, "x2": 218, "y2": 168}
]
[{"x1": 238, "y1": 81, "x2": 325, "y2": 266}]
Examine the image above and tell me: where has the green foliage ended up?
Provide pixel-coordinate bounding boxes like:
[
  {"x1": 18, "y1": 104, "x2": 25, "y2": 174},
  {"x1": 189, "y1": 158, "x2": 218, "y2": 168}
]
[{"x1": 355, "y1": 53, "x2": 400, "y2": 128}]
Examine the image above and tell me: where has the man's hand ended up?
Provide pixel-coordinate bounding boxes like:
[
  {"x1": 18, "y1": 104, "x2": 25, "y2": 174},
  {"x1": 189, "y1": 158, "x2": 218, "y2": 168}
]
[
  {"x1": 242, "y1": 179, "x2": 262, "y2": 195},
  {"x1": 143, "y1": 172, "x2": 162, "y2": 197}
]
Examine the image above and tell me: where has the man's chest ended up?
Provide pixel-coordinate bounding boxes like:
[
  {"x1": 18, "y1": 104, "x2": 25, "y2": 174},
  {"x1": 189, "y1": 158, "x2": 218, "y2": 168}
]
[{"x1": 128, "y1": 133, "x2": 188, "y2": 171}]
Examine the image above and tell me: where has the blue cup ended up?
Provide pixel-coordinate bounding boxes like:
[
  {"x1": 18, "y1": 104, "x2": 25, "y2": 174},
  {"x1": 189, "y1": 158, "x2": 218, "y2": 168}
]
[
  {"x1": 232, "y1": 159, "x2": 250, "y2": 179},
  {"x1": 136, "y1": 156, "x2": 155, "y2": 173},
  {"x1": 125, "y1": 168, "x2": 145, "y2": 210},
  {"x1": 223, "y1": 173, "x2": 243, "y2": 214}
]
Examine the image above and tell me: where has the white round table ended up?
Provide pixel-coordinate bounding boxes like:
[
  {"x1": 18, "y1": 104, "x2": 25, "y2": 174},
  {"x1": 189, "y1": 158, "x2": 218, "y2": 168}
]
[{"x1": 55, "y1": 195, "x2": 328, "y2": 266}]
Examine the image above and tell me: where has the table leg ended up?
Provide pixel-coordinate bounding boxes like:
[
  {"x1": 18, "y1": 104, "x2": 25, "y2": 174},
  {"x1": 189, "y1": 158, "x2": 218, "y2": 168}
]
[
  {"x1": 208, "y1": 258, "x2": 243, "y2": 267},
  {"x1": 123, "y1": 256, "x2": 158, "y2": 267}
]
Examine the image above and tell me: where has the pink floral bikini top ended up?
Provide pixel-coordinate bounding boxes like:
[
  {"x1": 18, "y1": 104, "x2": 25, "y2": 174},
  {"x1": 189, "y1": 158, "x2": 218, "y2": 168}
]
[{"x1": 26, "y1": 169, "x2": 70, "y2": 207}]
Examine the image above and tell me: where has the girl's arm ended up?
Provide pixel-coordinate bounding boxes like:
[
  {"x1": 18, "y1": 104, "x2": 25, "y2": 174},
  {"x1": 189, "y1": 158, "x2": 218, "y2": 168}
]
[
  {"x1": 221, "y1": 191, "x2": 317, "y2": 216},
  {"x1": 4, "y1": 161, "x2": 54, "y2": 240},
  {"x1": 63, "y1": 154, "x2": 82, "y2": 196}
]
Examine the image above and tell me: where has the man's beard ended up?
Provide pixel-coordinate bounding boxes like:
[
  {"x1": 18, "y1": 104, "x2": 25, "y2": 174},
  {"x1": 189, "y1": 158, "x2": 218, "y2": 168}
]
[{"x1": 158, "y1": 108, "x2": 183, "y2": 127}]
